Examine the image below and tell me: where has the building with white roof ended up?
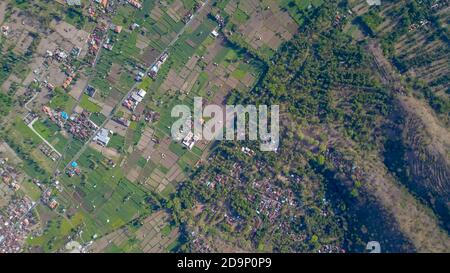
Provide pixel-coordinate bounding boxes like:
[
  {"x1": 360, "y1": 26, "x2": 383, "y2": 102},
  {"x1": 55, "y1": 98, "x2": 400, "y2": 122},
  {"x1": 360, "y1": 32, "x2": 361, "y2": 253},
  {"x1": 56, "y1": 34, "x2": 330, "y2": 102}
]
[
  {"x1": 137, "y1": 89, "x2": 147, "y2": 98},
  {"x1": 93, "y1": 128, "x2": 111, "y2": 146},
  {"x1": 131, "y1": 93, "x2": 143, "y2": 103}
]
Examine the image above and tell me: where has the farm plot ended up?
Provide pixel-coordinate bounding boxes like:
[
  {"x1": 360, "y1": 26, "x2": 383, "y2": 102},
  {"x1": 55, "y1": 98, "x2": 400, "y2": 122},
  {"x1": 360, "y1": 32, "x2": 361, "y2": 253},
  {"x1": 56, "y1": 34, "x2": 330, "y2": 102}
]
[
  {"x1": 219, "y1": 0, "x2": 300, "y2": 58},
  {"x1": 90, "y1": 210, "x2": 179, "y2": 253},
  {"x1": 56, "y1": 148, "x2": 151, "y2": 238},
  {"x1": 350, "y1": 0, "x2": 450, "y2": 123},
  {"x1": 135, "y1": 27, "x2": 263, "y2": 197}
]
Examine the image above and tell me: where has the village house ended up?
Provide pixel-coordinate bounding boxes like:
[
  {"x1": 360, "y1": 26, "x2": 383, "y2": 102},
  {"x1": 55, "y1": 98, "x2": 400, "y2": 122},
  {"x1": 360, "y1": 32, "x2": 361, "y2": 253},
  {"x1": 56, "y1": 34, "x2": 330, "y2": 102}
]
[
  {"x1": 93, "y1": 128, "x2": 112, "y2": 146},
  {"x1": 127, "y1": 0, "x2": 142, "y2": 9}
]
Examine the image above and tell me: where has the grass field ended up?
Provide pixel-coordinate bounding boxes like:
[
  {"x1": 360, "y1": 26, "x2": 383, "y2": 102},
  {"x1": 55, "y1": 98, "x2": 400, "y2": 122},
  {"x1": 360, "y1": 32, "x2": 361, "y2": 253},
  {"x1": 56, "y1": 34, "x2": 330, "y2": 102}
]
[
  {"x1": 20, "y1": 179, "x2": 42, "y2": 201},
  {"x1": 49, "y1": 88, "x2": 77, "y2": 113},
  {"x1": 90, "y1": 113, "x2": 107, "y2": 127},
  {"x1": 60, "y1": 139, "x2": 84, "y2": 167},
  {"x1": 16, "y1": 0, "x2": 270, "y2": 253},
  {"x1": 170, "y1": 18, "x2": 218, "y2": 71},
  {"x1": 11, "y1": 118, "x2": 43, "y2": 146},
  {"x1": 54, "y1": 145, "x2": 152, "y2": 241},
  {"x1": 33, "y1": 120, "x2": 59, "y2": 140},
  {"x1": 80, "y1": 94, "x2": 102, "y2": 113},
  {"x1": 169, "y1": 142, "x2": 187, "y2": 157},
  {"x1": 132, "y1": 121, "x2": 146, "y2": 146},
  {"x1": 27, "y1": 207, "x2": 96, "y2": 252},
  {"x1": 232, "y1": 8, "x2": 249, "y2": 24},
  {"x1": 108, "y1": 134, "x2": 125, "y2": 152},
  {"x1": 137, "y1": 77, "x2": 153, "y2": 91},
  {"x1": 137, "y1": 156, "x2": 147, "y2": 168},
  {"x1": 51, "y1": 133, "x2": 69, "y2": 153},
  {"x1": 231, "y1": 68, "x2": 247, "y2": 80}
]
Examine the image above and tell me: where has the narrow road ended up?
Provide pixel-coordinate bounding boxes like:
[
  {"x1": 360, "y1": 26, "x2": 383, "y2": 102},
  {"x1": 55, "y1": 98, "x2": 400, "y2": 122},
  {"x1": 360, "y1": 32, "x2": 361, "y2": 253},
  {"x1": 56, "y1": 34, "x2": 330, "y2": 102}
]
[
  {"x1": 14, "y1": 201, "x2": 38, "y2": 228},
  {"x1": 24, "y1": 92, "x2": 38, "y2": 112}
]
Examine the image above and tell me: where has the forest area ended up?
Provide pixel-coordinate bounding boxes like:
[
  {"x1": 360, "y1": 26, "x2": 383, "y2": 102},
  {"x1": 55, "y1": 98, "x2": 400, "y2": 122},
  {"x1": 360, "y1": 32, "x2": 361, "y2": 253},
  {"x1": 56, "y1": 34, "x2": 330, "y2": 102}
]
[{"x1": 165, "y1": 0, "x2": 450, "y2": 253}]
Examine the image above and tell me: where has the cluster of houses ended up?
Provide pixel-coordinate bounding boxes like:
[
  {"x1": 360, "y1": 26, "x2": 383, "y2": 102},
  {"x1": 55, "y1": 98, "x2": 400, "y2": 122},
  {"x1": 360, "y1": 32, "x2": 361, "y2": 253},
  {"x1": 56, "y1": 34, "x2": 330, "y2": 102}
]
[
  {"x1": 252, "y1": 178, "x2": 297, "y2": 223},
  {"x1": 188, "y1": 232, "x2": 213, "y2": 253},
  {"x1": 149, "y1": 52, "x2": 169, "y2": 79},
  {"x1": 38, "y1": 143, "x2": 61, "y2": 162},
  {"x1": 214, "y1": 14, "x2": 225, "y2": 28},
  {"x1": 66, "y1": 161, "x2": 81, "y2": 178},
  {"x1": 127, "y1": 0, "x2": 142, "y2": 9},
  {"x1": 103, "y1": 36, "x2": 115, "y2": 51},
  {"x1": 123, "y1": 88, "x2": 147, "y2": 111},
  {"x1": 44, "y1": 47, "x2": 80, "y2": 91},
  {"x1": 408, "y1": 19, "x2": 430, "y2": 32},
  {"x1": 87, "y1": 24, "x2": 108, "y2": 64},
  {"x1": 65, "y1": 111, "x2": 99, "y2": 141},
  {"x1": 0, "y1": 197, "x2": 37, "y2": 253},
  {"x1": 135, "y1": 70, "x2": 145, "y2": 82},
  {"x1": 143, "y1": 109, "x2": 160, "y2": 123},
  {"x1": 182, "y1": 11, "x2": 194, "y2": 24},
  {"x1": 87, "y1": 0, "x2": 112, "y2": 19},
  {"x1": 333, "y1": 11, "x2": 349, "y2": 27},
  {"x1": 114, "y1": 117, "x2": 131, "y2": 127},
  {"x1": 94, "y1": 0, "x2": 109, "y2": 9},
  {"x1": 42, "y1": 106, "x2": 66, "y2": 127},
  {"x1": 42, "y1": 106, "x2": 98, "y2": 142},
  {"x1": 317, "y1": 244, "x2": 346, "y2": 253},
  {"x1": 0, "y1": 160, "x2": 21, "y2": 192},
  {"x1": 23, "y1": 112, "x2": 38, "y2": 126}
]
